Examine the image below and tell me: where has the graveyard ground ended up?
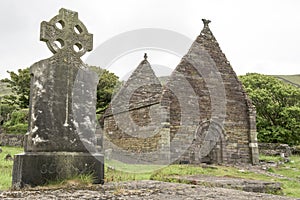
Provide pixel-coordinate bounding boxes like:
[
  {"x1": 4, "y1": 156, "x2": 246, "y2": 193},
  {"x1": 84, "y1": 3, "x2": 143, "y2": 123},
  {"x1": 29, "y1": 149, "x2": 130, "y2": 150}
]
[{"x1": 0, "y1": 146, "x2": 300, "y2": 198}]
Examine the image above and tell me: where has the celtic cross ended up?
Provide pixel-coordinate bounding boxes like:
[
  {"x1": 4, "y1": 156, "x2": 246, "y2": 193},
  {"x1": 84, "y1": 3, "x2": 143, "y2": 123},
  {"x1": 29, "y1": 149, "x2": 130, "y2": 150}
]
[{"x1": 40, "y1": 8, "x2": 93, "y2": 57}]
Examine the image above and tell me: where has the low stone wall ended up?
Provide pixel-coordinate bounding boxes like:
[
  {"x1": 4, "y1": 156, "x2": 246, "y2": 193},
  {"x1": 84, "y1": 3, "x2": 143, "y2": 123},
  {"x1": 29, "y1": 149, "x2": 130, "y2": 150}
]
[
  {"x1": 0, "y1": 134, "x2": 24, "y2": 147},
  {"x1": 291, "y1": 146, "x2": 300, "y2": 155},
  {"x1": 258, "y1": 143, "x2": 291, "y2": 157}
]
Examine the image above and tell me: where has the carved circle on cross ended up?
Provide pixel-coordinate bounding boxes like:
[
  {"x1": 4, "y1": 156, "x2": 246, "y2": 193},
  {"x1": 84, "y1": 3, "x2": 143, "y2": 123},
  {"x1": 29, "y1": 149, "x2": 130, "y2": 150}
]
[{"x1": 40, "y1": 8, "x2": 93, "y2": 57}]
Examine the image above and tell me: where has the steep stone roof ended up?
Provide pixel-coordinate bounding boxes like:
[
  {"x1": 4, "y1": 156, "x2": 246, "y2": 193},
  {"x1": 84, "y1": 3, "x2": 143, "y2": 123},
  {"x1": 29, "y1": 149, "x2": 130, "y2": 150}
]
[
  {"x1": 162, "y1": 19, "x2": 253, "y2": 124},
  {"x1": 195, "y1": 19, "x2": 254, "y2": 115},
  {"x1": 104, "y1": 54, "x2": 162, "y2": 117}
]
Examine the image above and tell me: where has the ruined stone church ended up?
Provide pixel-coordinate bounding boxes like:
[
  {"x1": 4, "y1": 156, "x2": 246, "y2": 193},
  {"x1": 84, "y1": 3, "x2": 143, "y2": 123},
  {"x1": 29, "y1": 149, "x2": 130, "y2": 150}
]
[{"x1": 103, "y1": 19, "x2": 259, "y2": 165}]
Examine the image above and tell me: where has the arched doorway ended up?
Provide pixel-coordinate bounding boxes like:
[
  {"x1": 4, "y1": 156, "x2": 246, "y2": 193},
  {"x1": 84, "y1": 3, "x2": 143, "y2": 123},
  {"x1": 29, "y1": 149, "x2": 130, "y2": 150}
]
[{"x1": 192, "y1": 120, "x2": 225, "y2": 164}]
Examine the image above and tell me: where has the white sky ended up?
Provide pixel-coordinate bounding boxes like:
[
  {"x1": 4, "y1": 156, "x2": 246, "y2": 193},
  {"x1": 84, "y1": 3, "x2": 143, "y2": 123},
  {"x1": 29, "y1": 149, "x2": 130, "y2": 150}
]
[{"x1": 0, "y1": 0, "x2": 299, "y2": 80}]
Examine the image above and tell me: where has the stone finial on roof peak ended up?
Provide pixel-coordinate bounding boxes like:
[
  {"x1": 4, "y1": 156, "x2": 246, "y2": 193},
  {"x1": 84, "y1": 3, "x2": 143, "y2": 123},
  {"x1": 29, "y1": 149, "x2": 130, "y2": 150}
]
[
  {"x1": 202, "y1": 19, "x2": 211, "y2": 27},
  {"x1": 144, "y1": 53, "x2": 148, "y2": 60}
]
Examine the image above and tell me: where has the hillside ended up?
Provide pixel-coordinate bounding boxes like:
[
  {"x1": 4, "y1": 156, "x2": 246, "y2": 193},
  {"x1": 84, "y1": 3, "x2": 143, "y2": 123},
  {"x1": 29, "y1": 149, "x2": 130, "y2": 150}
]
[
  {"x1": 274, "y1": 75, "x2": 300, "y2": 87},
  {"x1": 159, "y1": 75, "x2": 300, "y2": 88}
]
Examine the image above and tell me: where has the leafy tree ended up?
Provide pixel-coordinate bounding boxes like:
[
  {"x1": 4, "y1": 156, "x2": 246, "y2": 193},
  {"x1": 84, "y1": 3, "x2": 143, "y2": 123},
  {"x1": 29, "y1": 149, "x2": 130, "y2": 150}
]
[
  {"x1": 1, "y1": 68, "x2": 30, "y2": 109},
  {"x1": 90, "y1": 66, "x2": 120, "y2": 115},
  {"x1": 240, "y1": 73, "x2": 300, "y2": 145}
]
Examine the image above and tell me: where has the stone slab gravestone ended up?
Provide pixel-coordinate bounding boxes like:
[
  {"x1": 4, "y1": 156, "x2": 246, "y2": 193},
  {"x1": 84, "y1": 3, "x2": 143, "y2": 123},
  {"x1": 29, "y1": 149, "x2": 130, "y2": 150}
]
[{"x1": 12, "y1": 8, "x2": 104, "y2": 188}]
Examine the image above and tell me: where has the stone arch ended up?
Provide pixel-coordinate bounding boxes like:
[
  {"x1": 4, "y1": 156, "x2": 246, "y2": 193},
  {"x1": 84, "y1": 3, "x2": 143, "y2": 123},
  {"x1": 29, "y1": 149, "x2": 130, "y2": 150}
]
[{"x1": 192, "y1": 120, "x2": 226, "y2": 164}]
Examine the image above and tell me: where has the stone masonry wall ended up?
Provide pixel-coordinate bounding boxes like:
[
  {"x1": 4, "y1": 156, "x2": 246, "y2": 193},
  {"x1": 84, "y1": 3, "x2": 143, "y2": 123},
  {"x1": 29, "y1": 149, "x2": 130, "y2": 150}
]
[
  {"x1": 0, "y1": 134, "x2": 24, "y2": 147},
  {"x1": 194, "y1": 20, "x2": 258, "y2": 164},
  {"x1": 103, "y1": 56, "x2": 170, "y2": 164}
]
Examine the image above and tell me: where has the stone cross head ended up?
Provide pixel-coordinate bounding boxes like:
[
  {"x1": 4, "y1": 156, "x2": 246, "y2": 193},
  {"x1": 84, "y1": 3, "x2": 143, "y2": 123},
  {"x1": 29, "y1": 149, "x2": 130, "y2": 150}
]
[{"x1": 40, "y1": 8, "x2": 93, "y2": 57}]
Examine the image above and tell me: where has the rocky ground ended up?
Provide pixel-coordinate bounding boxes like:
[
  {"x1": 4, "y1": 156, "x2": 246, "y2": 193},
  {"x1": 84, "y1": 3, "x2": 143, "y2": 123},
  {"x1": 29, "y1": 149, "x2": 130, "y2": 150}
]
[{"x1": 0, "y1": 180, "x2": 298, "y2": 200}]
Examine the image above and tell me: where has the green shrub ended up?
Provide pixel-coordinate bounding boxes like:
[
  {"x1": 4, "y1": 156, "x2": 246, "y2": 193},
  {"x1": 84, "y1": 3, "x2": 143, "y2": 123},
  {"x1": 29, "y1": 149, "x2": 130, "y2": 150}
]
[
  {"x1": 3, "y1": 123, "x2": 28, "y2": 134},
  {"x1": 2, "y1": 109, "x2": 28, "y2": 134},
  {"x1": 0, "y1": 103, "x2": 17, "y2": 125},
  {"x1": 3, "y1": 109, "x2": 28, "y2": 126}
]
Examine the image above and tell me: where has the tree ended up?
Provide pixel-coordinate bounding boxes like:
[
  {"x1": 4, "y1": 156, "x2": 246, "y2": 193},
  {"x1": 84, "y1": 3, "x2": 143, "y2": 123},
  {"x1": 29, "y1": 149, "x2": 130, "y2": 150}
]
[
  {"x1": 1, "y1": 68, "x2": 30, "y2": 109},
  {"x1": 90, "y1": 66, "x2": 120, "y2": 115},
  {"x1": 239, "y1": 73, "x2": 300, "y2": 145}
]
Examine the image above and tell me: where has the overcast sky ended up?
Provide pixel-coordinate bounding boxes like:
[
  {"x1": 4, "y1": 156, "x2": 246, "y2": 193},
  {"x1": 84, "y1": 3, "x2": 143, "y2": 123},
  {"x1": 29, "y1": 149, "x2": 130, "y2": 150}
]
[{"x1": 0, "y1": 0, "x2": 299, "y2": 80}]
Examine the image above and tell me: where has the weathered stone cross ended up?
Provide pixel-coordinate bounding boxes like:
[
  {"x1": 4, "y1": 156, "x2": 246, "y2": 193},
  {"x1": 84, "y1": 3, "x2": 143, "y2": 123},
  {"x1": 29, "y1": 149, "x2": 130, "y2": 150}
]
[
  {"x1": 40, "y1": 8, "x2": 93, "y2": 57},
  {"x1": 12, "y1": 8, "x2": 104, "y2": 188}
]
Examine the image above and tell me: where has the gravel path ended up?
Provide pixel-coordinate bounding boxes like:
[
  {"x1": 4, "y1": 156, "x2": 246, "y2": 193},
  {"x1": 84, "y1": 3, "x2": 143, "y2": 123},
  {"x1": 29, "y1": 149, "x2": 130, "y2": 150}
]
[{"x1": 0, "y1": 180, "x2": 298, "y2": 200}]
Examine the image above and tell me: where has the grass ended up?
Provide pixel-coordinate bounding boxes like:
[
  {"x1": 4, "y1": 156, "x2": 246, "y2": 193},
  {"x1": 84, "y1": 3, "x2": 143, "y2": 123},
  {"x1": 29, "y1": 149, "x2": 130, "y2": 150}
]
[
  {"x1": 44, "y1": 173, "x2": 95, "y2": 188},
  {"x1": 0, "y1": 146, "x2": 23, "y2": 190},
  {"x1": 1, "y1": 146, "x2": 300, "y2": 198},
  {"x1": 105, "y1": 167, "x2": 151, "y2": 182},
  {"x1": 259, "y1": 155, "x2": 300, "y2": 197},
  {"x1": 150, "y1": 164, "x2": 271, "y2": 182},
  {"x1": 105, "y1": 159, "x2": 163, "y2": 173},
  {"x1": 104, "y1": 156, "x2": 300, "y2": 197},
  {"x1": 104, "y1": 159, "x2": 158, "y2": 182},
  {"x1": 105, "y1": 156, "x2": 300, "y2": 198}
]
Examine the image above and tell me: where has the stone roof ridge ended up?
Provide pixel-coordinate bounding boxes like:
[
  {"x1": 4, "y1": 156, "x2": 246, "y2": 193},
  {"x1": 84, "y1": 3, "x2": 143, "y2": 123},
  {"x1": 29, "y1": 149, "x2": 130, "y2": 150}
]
[
  {"x1": 197, "y1": 19, "x2": 253, "y2": 100},
  {"x1": 161, "y1": 19, "x2": 255, "y2": 123},
  {"x1": 103, "y1": 54, "x2": 162, "y2": 117},
  {"x1": 199, "y1": 19, "x2": 256, "y2": 113},
  {"x1": 194, "y1": 19, "x2": 221, "y2": 55},
  {"x1": 125, "y1": 53, "x2": 160, "y2": 85},
  {"x1": 164, "y1": 19, "x2": 219, "y2": 80}
]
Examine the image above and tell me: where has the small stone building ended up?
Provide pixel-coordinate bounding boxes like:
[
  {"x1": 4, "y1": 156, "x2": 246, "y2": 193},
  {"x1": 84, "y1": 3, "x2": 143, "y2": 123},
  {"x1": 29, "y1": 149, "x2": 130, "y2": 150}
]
[{"x1": 103, "y1": 20, "x2": 259, "y2": 165}]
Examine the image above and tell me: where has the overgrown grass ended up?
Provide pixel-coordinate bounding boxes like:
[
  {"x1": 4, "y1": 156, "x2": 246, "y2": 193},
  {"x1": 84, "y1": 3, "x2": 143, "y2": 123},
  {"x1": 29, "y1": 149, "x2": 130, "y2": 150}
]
[
  {"x1": 105, "y1": 157, "x2": 300, "y2": 197},
  {"x1": 0, "y1": 146, "x2": 23, "y2": 190},
  {"x1": 259, "y1": 155, "x2": 300, "y2": 197},
  {"x1": 150, "y1": 164, "x2": 271, "y2": 182},
  {"x1": 44, "y1": 173, "x2": 95, "y2": 188}
]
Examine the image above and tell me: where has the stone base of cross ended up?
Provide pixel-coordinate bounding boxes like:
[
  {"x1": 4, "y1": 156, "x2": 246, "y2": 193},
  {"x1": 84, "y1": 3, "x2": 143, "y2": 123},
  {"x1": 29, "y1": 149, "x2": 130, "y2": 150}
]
[{"x1": 12, "y1": 152, "x2": 104, "y2": 188}]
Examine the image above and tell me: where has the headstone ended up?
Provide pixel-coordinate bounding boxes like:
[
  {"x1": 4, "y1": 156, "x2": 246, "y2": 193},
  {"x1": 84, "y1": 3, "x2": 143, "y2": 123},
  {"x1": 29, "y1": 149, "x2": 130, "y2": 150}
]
[{"x1": 12, "y1": 8, "x2": 104, "y2": 188}]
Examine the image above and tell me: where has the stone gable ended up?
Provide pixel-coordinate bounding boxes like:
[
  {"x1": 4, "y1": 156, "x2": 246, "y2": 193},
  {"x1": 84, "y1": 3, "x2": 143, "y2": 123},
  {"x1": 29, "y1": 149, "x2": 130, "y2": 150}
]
[
  {"x1": 103, "y1": 54, "x2": 168, "y2": 164},
  {"x1": 104, "y1": 54, "x2": 162, "y2": 116}
]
